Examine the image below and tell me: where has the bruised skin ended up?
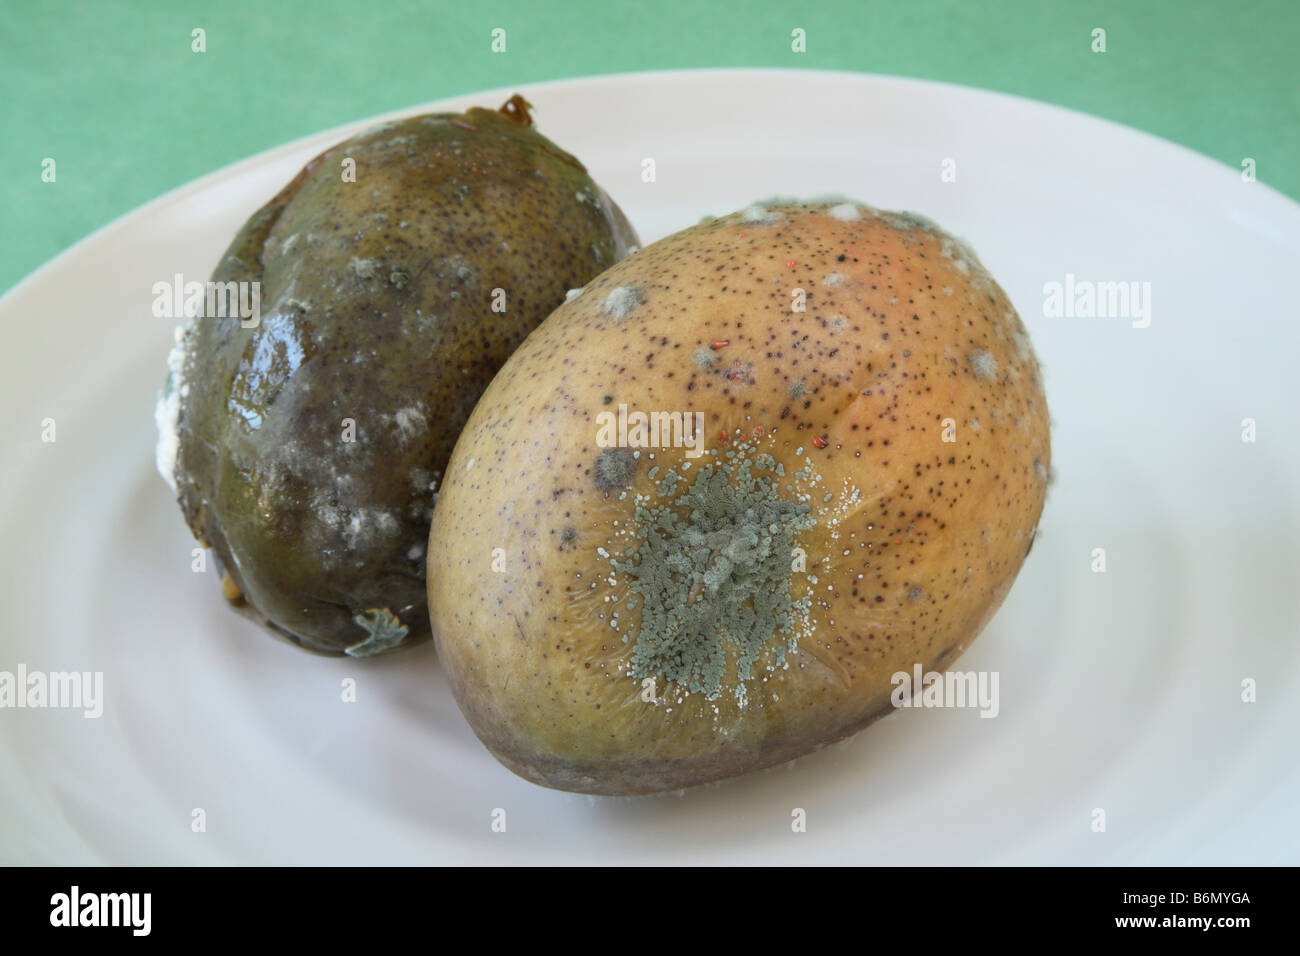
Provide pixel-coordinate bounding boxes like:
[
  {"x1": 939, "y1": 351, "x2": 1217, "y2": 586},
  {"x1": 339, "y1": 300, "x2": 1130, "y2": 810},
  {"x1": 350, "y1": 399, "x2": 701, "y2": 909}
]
[
  {"x1": 427, "y1": 199, "x2": 1050, "y2": 794},
  {"x1": 164, "y1": 96, "x2": 638, "y2": 655}
]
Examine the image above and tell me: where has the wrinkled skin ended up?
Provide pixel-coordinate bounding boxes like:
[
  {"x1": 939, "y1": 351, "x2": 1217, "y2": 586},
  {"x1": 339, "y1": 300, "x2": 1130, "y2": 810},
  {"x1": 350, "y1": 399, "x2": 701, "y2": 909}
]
[
  {"x1": 427, "y1": 200, "x2": 1051, "y2": 794},
  {"x1": 163, "y1": 96, "x2": 638, "y2": 655}
]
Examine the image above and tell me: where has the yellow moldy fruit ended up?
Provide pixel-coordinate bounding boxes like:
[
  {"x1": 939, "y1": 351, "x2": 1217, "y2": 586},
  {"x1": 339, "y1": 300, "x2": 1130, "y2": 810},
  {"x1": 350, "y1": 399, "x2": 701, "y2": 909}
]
[{"x1": 427, "y1": 198, "x2": 1051, "y2": 795}]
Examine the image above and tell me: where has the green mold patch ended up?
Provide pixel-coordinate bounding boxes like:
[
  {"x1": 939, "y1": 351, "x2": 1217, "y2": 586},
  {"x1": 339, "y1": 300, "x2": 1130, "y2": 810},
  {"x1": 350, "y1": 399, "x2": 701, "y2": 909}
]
[
  {"x1": 346, "y1": 608, "x2": 409, "y2": 657},
  {"x1": 609, "y1": 441, "x2": 817, "y2": 704}
]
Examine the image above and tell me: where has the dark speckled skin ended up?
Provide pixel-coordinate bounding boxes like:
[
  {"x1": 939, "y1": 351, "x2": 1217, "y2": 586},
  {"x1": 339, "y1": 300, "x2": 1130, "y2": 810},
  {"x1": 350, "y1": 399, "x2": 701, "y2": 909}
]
[
  {"x1": 168, "y1": 98, "x2": 638, "y2": 655},
  {"x1": 427, "y1": 201, "x2": 1050, "y2": 793}
]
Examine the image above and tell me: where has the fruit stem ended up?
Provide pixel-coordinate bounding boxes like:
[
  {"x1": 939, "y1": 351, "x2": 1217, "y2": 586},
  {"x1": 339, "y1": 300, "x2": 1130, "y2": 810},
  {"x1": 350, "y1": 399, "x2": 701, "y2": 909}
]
[{"x1": 499, "y1": 94, "x2": 534, "y2": 126}]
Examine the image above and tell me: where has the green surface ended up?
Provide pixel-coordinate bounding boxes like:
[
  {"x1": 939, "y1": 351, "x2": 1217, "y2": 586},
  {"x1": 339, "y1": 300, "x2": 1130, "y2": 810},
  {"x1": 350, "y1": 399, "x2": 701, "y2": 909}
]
[{"x1": 1, "y1": 0, "x2": 1296, "y2": 294}]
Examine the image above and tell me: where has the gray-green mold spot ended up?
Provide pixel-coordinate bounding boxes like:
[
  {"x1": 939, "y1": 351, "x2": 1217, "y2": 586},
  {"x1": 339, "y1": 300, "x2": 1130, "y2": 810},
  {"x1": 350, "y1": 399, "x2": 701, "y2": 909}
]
[
  {"x1": 656, "y1": 468, "x2": 681, "y2": 496},
  {"x1": 348, "y1": 257, "x2": 381, "y2": 280},
  {"x1": 603, "y1": 285, "x2": 643, "y2": 320},
  {"x1": 886, "y1": 210, "x2": 941, "y2": 234},
  {"x1": 611, "y1": 449, "x2": 817, "y2": 701},
  {"x1": 739, "y1": 204, "x2": 783, "y2": 224},
  {"x1": 969, "y1": 349, "x2": 998, "y2": 381},
  {"x1": 593, "y1": 447, "x2": 637, "y2": 491},
  {"x1": 346, "y1": 608, "x2": 409, "y2": 657}
]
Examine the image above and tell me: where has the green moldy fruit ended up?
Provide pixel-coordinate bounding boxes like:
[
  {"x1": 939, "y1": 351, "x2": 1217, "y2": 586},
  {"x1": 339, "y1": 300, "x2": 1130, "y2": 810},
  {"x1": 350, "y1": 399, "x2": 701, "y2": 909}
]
[{"x1": 156, "y1": 95, "x2": 638, "y2": 656}]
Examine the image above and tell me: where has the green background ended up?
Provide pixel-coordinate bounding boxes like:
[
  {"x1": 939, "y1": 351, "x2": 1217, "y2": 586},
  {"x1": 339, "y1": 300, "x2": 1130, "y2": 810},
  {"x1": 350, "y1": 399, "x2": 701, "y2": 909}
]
[{"x1": 1, "y1": 0, "x2": 1296, "y2": 295}]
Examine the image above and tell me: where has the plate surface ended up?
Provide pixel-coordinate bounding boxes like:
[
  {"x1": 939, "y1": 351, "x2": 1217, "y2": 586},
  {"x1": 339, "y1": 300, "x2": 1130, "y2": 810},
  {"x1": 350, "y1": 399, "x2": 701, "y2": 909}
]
[{"x1": 1, "y1": 68, "x2": 1297, "y2": 865}]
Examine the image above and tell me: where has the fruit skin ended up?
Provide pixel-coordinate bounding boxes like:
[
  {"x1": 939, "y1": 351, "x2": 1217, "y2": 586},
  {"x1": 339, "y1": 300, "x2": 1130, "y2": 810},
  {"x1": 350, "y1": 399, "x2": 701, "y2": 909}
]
[
  {"x1": 159, "y1": 96, "x2": 638, "y2": 656},
  {"x1": 426, "y1": 199, "x2": 1050, "y2": 795}
]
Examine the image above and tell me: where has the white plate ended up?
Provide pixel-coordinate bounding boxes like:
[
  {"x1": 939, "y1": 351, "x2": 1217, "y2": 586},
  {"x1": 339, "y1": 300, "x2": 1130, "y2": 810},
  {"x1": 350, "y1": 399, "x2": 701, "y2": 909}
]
[{"x1": 2, "y1": 69, "x2": 1298, "y2": 865}]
